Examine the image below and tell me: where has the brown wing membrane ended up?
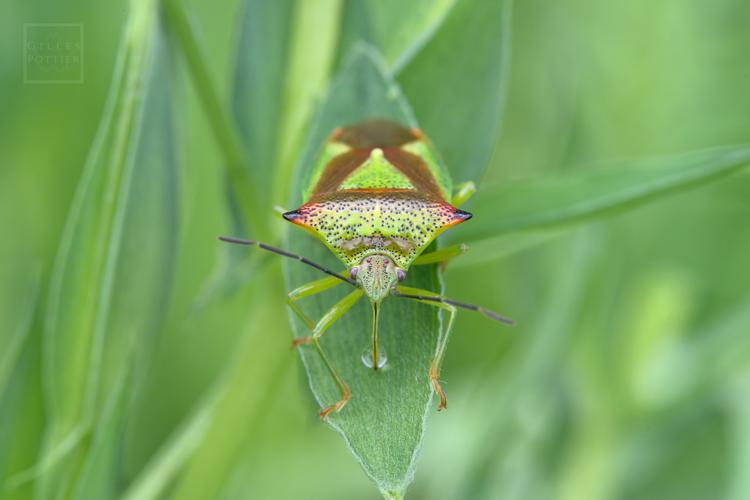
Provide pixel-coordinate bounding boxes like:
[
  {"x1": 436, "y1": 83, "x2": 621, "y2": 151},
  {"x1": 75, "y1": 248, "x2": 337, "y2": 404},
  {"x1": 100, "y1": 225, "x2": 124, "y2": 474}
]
[
  {"x1": 383, "y1": 148, "x2": 444, "y2": 200},
  {"x1": 311, "y1": 149, "x2": 370, "y2": 196},
  {"x1": 311, "y1": 119, "x2": 446, "y2": 200},
  {"x1": 333, "y1": 119, "x2": 419, "y2": 149}
]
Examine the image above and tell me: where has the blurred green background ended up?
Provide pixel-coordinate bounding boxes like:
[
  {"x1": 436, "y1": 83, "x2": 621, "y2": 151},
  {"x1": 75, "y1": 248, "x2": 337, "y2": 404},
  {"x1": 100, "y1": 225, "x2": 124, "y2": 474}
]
[{"x1": 2, "y1": 0, "x2": 750, "y2": 499}]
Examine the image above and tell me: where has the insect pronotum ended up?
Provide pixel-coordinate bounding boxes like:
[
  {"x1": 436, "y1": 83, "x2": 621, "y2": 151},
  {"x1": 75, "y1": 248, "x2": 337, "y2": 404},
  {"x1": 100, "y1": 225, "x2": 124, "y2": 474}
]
[{"x1": 220, "y1": 119, "x2": 513, "y2": 419}]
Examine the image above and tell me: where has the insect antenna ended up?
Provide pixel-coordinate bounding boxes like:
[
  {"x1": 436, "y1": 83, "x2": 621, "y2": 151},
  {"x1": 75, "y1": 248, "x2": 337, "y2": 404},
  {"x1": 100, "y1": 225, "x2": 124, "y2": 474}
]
[
  {"x1": 391, "y1": 289, "x2": 515, "y2": 325},
  {"x1": 218, "y1": 236, "x2": 357, "y2": 286}
]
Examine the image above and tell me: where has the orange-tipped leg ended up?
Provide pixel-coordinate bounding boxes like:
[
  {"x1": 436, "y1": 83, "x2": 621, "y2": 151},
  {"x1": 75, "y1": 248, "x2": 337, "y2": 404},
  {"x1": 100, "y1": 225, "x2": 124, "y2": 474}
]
[
  {"x1": 318, "y1": 383, "x2": 351, "y2": 420},
  {"x1": 291, "y1": 336, "x2": 312, "y2": 348},
  {"x1": 285, "y1": 285, "x2": 364, "y2": 419},
  {"x1": 429, "y1": 364, "x2": 448, "y2": 411},
  {"x1": 392, "y1": 285, "x2": 458, "y2": 412}
]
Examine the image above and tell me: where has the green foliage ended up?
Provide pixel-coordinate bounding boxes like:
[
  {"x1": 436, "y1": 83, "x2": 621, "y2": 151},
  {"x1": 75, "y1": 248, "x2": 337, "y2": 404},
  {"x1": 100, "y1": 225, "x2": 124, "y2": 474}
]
[
  {"x1": 0, "y1": 273, "x2": 41, "y2": 483},
  {"x1": 2, "y1": 0, "x2": 750, "y2": 499},
  {"x1": 231, "y1": 0, "x2": 343, "y2": 223},
  {"x1": 397, "y1": 0, "x2": 512, "y2": 183},
  {"x1": 336, "y1": 0, "x2": 457, "y2": 70},
  {"x1": 26, "y1": 2, "x2": 178, "y2": 497},
  {"x1": 448, "y1": 145, "x2": 750, "y2": 264}
]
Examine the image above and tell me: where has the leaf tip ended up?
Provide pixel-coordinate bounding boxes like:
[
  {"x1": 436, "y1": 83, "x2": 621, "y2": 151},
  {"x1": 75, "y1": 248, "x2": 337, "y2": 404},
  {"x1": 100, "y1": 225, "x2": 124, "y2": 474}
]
[{"x1": 380, "y1": 489, "x2": 406, "y2": 500}]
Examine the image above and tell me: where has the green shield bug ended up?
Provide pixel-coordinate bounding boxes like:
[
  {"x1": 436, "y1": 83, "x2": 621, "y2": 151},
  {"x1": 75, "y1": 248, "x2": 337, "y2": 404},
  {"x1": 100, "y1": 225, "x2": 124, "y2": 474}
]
[{"x1": 220, "y1": 119, "x2": 513, "y2": 419}]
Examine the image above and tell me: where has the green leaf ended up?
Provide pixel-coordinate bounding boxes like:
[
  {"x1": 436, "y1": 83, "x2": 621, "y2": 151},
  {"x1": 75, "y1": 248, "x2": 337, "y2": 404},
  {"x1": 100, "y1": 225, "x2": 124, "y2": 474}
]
[
  {"x1": 165, "y1": 276, "x2": 291, "y2": 500},
  {"x1": 0, "y1": 270, "x2": 40, "y2": 483},
  {"x1": 283, "y1": 45, "x2": 440, "y2": 498},
  {"x1": 36, "y1": 1, "x2": 179, "y2": 496},
  {"x1": 335, "y1": 0, "x2": 512, "y2": 185},
  {"x1": 335, "y1": 0, "x2": 458, "y2": 71},
  {"x1": 118, "y1": 288, "x2": 284, "y2": 500},
  {"x1": 449, "y1": 230, "x2": 564, "y2": 269},
  {"x1": 446, "y1": 145, "x2": 750, "y2": 252},
  {"x1": 119, "y1": 389, "x2": 218, "y2": 500},
  {"x1": 397, "y1": 0, "x2": 513, "y2": 183},
  {"x1": 68, "y1": 361, "x2": 133, "y2": 500},
  {"x1": 0, "y1": 271, "x2": 40, "y2": 401}
]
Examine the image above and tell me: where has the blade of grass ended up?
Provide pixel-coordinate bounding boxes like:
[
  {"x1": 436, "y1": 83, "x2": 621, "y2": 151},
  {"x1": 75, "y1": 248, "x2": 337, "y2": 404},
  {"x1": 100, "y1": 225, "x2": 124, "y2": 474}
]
[
  {"x1": 120, "y1": 257, "x2": 287, "y2": 500},
  {"x1": 36, "y1": 0, "x2": 179, "y2": 496},
  {"x1": 119, "y1": 387, "x2": 219, "y2": 500},
  {"x1": 0, "y1": 270, "x2": 41, "y2": 488},
  {"x1": 0, "y1": 271, "x2": 40, "y2": 399},
  {"x1": 446, "y1": 145, "x2": 750, "y2": 251},
  {"x1": 230, "y1": 0, "x2": 343, "y2": 229},
  {"x1": 270, "y1": 0, "x2": 343, "y2": 208},
  {"x1": 229, "y1": 0, "x2": 293, "y2": 215},
  {"x1": 71, "y1": 20, "x2": 179, "y2": 499},
  {"x1": 197, "y1": 0, "x2": 342, "y2": 306},
  {"x1": 449, "y1": 230, "x2": 564, "y2": 269},
  {"x1": 162, "y1": 0, "x2": 268, "y2": 240},
  {"x1": 167, "y1": 274, "x2": 290, "y2": 500},
  {"x1": 283, "y1": 44, "x2": 439, "y2": 499},
  {"x1": 68, "y1": 356, "x2": 133, "y2": 500}
]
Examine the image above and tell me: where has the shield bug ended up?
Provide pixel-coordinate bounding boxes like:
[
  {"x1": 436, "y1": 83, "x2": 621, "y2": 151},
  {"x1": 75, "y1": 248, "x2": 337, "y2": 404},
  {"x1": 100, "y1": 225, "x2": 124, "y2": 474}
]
[{"x1": 220, "y1": 119, "x2": 513, "y2": 419}]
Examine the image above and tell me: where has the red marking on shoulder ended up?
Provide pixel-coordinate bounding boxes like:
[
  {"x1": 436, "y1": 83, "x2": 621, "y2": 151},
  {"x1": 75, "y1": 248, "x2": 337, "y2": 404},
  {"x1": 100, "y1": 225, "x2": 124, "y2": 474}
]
[
  {"x1": 282, "y1": 209, "x2": 311, "y2": 230},
  {"x1": 282, "y1": 202, "x2": 324, "y2": 231},
  {"x1": 329, "y1": 126, "x2": 344, "y2": 142}
]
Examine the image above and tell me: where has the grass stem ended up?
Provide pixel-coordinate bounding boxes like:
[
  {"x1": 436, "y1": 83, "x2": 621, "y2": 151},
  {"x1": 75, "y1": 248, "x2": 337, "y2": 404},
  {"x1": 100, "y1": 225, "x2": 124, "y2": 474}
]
[{"x1": 162, "y1": 0, "x2": 269, "y2": 238}]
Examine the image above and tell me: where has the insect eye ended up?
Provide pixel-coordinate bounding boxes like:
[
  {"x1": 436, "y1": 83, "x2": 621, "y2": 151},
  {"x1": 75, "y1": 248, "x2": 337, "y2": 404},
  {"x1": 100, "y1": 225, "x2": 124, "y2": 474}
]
[
  {"x1": 350, "y1": 267, "x2": 360, "y2": 280},
  {"x1": 396, "y1": 269, "x2": 406, "y2": 282}
]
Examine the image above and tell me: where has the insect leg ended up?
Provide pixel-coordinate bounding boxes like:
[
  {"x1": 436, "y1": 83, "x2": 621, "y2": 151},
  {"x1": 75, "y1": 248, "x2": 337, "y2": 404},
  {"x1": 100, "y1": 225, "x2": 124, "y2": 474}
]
[
  {"x1": 287, "y1": 274, "x2": 347, "y2": 331},
  {"x1": 451, "y1": 181, "x2": 476, "y2": 207},
  {"x1": 288, "y1": 288, "x2": 364, "y2": 419},
  {"x1": 412, "y1": 243, "x2": 469, "y2": 266},
  {"x1": 394, "y1": 285, "x2": 456, "y2": 410}
]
